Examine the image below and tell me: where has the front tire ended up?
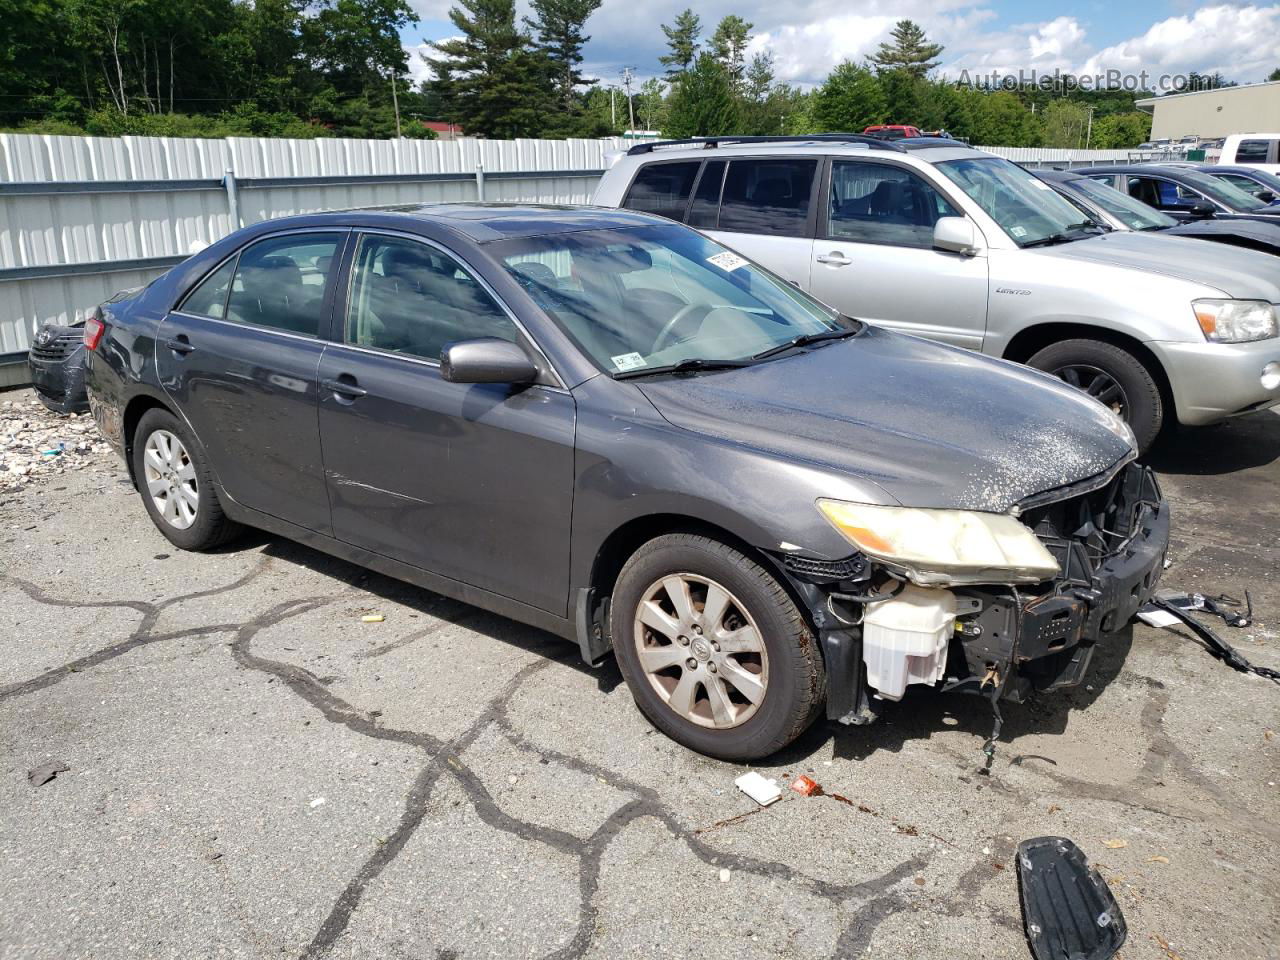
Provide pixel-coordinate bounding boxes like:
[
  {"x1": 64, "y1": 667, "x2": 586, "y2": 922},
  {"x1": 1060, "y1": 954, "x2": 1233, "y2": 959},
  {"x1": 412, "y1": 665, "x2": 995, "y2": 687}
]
[
  {"x1": 131, "y1": 408, "x2": 240, "y2": 551},
  {"x1": 610, "y1": 534, "x2": 825, "y2": 761},
  {"x1": 1027, "y1": 338, "x2": 1164, "y2": 454}
]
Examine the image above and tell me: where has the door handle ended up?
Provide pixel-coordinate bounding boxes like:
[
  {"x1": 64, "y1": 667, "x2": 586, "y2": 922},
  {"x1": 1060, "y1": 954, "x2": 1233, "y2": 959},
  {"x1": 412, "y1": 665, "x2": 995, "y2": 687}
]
[
  {"x1": 816, "y1": 252, "x2": 852, "y2": 266},
  {"x1": 164, "y1": 337, "x2": 195, "y2": 355},
  {"x1": 321, "y1": 376, "x2": 368, "y2": 399}
]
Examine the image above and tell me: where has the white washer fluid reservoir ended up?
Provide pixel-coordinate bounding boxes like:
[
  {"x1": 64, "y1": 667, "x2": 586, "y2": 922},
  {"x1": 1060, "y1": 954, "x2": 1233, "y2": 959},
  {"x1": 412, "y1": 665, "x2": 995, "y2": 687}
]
[{"x1": 861, "y1": 584, "x2": 957, "y2": 701}]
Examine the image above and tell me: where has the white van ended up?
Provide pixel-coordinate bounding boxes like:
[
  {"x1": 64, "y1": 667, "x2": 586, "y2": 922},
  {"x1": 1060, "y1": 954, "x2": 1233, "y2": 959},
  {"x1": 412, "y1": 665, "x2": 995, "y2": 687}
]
[{"x1": 1219, "y1": 134, "x2": 1280, "y2": 174}]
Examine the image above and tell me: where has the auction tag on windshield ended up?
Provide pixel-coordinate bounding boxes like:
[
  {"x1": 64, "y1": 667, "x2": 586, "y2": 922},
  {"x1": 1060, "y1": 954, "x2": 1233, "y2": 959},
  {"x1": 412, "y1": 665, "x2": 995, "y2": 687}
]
[
  {"x1": 1010, "y1": 225, "x2": 1028, "y2": 238},
  {"x1": 707, "y1": 251, "x2": 748, "y2": 271},
  {"x1": 611, "y1": 352, "x2": 647, "y2": 372}
]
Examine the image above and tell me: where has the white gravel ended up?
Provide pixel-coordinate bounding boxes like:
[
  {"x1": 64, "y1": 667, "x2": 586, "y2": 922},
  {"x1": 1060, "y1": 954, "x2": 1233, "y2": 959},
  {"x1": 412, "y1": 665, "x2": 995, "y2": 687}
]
[{"x1": 0, "y1": 391, "x2": 116, "y2": 493}]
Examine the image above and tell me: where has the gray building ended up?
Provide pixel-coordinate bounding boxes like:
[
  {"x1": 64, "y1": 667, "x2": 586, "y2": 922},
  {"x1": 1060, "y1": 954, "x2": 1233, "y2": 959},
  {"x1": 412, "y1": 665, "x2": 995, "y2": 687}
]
[{"x1": 1136, "y1": 81, "x2": 1280, "y2": 140}]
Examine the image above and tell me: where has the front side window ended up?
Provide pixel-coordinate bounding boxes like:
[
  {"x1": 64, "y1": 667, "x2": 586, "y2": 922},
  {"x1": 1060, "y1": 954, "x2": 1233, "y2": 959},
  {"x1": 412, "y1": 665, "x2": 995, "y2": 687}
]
[
  {"x1": 346, "y1": 235, "x2": 517, "y2": 361},
  {"x1": 718, "y1": 158, "x2": 817, "y2": 237},
  {"x1": 180, "y1": 257, "x2": 237, "y2": 319},
  {"x1": 827, "y1": 161, "x2": 960, "y2": 248},
  {"x1": 936, "y1": 156, "x2": 1097, "y2": 247},
  {"x1": 1217, "y1": 173, "x2": 1269, "y2": 198},
  {"x1": 224, "y1": 233, "x2": 342, "y2": 336},
  {"x1": 687, "y1": 160, "x2": 726, "y2": 228},
  {"x1": 1235, "y1": 139, "x2": 1274, "y2": 164},
  {"x1": 623, "y1": 162, "x2": 701, "y2": 220},
  {"x1": 495, "y1": 223, "x2": 851, "y2": 375},
  {"x1": 1127, "y1": 176, "x2": 1203, "y2": 211}
]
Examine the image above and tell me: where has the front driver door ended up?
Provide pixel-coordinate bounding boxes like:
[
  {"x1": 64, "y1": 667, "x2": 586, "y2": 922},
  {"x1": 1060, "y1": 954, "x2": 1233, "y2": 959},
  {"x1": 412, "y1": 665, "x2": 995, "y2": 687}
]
[
  {"x1": 316, "y1": 232, "x2": 576, "y2": 616},
  {"x1": 156, "y1": 231, "x2": 346, "y2": 534},
  {"x1": 809, "y1": 160, "x2": 989, "y2": 349}
]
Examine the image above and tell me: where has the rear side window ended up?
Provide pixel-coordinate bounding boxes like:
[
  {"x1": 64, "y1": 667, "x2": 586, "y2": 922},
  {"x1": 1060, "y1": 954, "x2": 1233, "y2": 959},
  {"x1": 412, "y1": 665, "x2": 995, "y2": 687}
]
[
  {"x1": 718, "y1": 159, "x2": 817, "y2": 237},
  {"x1": 1235, "y1": 139, "x2": 1274, "y2": 164},
  {"x1": 180, "y1": 258, "x2": 237, "y2": 319},
  {"x1": 623, "y1": 162, "x2": 700, "y2": 220},
  {"x1": 224, "y1": 234, "x2": 343, "y2": 337}
]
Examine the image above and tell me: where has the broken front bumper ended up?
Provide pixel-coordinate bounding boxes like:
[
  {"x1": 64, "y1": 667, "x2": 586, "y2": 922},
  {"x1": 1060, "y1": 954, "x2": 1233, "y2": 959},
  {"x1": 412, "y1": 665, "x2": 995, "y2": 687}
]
[{"x1": 954, "y1": 464, "x2": 1169, "y2": 702}]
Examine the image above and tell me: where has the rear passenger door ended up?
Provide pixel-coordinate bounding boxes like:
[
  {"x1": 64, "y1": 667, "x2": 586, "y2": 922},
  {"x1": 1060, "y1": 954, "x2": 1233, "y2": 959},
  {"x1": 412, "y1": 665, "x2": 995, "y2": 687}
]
[
  {"x1": 315, "y1": 232, "x2": 576, "y2": 615},
  {"x1": 156, "y1": 231, "x2": 345, "y2": 534},
  {"x1": 705, "y1": 157, "x2": 819, "y2": 287},
  {"x1": 809, "y1": 160, "x2": 989, "y2": 349}
]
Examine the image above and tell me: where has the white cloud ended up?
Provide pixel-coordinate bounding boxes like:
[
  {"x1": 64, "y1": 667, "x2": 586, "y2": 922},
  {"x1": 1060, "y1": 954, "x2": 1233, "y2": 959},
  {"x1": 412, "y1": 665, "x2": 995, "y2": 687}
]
[{"x1": 404, "y1": 42, "x2": 435, "y2": 87}]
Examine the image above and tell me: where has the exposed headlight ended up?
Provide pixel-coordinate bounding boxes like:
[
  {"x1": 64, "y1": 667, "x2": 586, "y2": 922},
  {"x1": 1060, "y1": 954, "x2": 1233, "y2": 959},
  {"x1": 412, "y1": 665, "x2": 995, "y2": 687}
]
[
  {"x1": 816, "y1": 499, "x2": 1060, "y2": 586},
  {"x1": 1193, "y1": 299, "x2": 1278, "y2": 343}
]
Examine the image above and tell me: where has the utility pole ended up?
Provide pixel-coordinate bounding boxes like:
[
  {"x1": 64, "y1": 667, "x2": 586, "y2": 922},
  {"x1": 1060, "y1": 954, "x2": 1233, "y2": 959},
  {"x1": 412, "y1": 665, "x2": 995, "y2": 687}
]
[
  {"x1": 390, "y1": 70, "x2": 402, "y2": 138},
  {"x1": 610, "y1": 87, "x2": 616, "y2": 128},
  {"x1": 1085, "y1": 106, "x2": 1094, "y2": 150},
  {"x1": 621, "y1": 67, "x2": 637, "y2": 132}
]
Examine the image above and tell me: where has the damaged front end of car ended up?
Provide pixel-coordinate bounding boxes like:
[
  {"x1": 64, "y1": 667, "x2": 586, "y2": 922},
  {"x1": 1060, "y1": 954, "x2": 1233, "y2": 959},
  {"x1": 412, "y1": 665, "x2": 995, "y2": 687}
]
[{"x1": 776, "y1": 461, "x2": 1170, "y2": 727}]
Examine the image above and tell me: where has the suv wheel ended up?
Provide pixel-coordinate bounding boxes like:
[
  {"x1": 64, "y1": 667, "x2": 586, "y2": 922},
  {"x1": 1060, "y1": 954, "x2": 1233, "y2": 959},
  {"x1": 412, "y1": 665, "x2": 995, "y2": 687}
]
[
  {"x1": 1027, "y1": 339, "x2": 1164, "y2": 454},
  {"x1": 610, "y1": 533, "x2": 825, "y2": 760},
  {"x1": 132, "y1": 408, "x2": 240, "y2": 550}
]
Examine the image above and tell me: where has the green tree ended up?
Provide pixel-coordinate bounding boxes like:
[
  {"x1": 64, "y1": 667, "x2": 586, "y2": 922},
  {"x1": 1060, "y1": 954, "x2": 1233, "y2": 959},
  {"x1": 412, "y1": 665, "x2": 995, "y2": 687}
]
[
  {"x1": 1267, "y1": 67, "x2": 1280, "y2": 82},
  {"x1": 1091, "y1": 112, "x2": 1151, "y2": 149},
  {"x1": 967, "y1": 90, "x2": 1041, "y2": 147},
  {"x1": 427, "y1": 0, "x2": 549, "y2": 139},
  {"x1": 665, "y1": 53, "x2": 737, "y2": 138},
  {"x1": 659, "y1": 8, "x2": 700, "y2": 81},
  {"x1": 868, "y1": 19, "x2": 943, "y2": 78},
  {"x1": 811, "y1": 61, "x2": 885, "y2": 132},
  {"x1": 1041, "y1": 99, "x2": 1091, "y2": 148},
  {"x1": 709, "y1": 14, "x2": 752, "y2": 93},
  {"x1": 524, "y1": 0, "x2": 601, "y2": 115}
]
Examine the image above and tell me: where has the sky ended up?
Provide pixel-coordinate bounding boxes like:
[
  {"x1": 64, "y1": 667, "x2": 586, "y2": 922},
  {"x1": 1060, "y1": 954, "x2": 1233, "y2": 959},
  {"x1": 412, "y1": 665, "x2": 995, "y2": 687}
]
[{"x1": 399, "y1": 1, "x2": 1280, "y2": 94}]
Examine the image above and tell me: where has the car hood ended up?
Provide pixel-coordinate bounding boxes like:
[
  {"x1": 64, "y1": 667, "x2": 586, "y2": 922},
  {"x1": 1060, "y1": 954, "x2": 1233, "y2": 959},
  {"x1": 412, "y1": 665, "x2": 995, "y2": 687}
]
[
  {"x1": 1032, "y1": 231, "x2": 1280, "y2": 300},
  {"x1": 636, "y1": 325, "x2": 1134, "y2": 513},
  {"x1": 1164, "y1": 218, "x2": 1280, "y2": 256}
]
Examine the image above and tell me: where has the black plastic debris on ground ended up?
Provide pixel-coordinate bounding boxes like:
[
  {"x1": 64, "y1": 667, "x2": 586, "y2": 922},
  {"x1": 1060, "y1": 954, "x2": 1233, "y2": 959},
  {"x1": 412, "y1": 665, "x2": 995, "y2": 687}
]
[
  {"x1": 1017, "y1": 836, "x2": 1126, "y2": 960},
  {"x1": 27, "y1": 761, "x2": 71, "y2": 787},
  {"x1": 1142, "y1": 591, "x2": 1280, "y2": 684}
]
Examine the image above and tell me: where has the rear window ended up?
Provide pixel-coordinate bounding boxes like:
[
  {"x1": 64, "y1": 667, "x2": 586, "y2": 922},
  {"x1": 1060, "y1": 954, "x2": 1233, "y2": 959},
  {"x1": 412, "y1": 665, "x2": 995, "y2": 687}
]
[
  {"x1": 623, "y1": 162, "x2": 700, "y2": 220},
  {"x1": 1235, "y1": 139, "x2": 1274, "y2": 164},
  {"x1": 718, "y1": 158, "x2": 817, "y2": 237}
]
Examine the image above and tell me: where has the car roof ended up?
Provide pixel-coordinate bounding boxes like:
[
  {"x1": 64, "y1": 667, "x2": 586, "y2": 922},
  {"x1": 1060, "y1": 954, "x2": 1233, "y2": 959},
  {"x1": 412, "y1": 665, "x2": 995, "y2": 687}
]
[
  {"x1": 245, "y1": 203, "x2": 670, "y2": 243},
  {"x1": 1034, "y1": 169, "x2": 1085, "y2": 183},
  {"x1": 1076, "y1": 165, "x2": 1196, "y2": 178}
]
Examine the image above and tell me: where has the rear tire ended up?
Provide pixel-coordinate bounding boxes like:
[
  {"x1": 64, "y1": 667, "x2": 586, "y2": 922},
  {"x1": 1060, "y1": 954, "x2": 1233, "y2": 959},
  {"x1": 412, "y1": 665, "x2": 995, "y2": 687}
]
[
  {"x1": 1027, "y1": 338, "x2": 1163, "y2": 454},
  {"x1": 131, "y1": 408, "x2": 241, "y2": 551},
  {"x1": 610, "y1": 533, "x2": 825, "y2": 761}
]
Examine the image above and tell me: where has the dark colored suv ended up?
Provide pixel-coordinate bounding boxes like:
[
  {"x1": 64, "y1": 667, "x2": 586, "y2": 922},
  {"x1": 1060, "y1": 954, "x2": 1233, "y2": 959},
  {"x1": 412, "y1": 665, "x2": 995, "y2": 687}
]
[{"x1": 86, "y1": 204, "x2": 1167, "y2": 760}]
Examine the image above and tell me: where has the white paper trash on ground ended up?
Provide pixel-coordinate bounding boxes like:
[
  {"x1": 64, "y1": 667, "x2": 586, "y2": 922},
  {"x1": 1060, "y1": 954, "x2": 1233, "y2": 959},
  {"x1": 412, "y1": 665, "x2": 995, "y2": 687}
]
[{"x1": 734, "y1": 772, "x2": 782, "y2": 806}]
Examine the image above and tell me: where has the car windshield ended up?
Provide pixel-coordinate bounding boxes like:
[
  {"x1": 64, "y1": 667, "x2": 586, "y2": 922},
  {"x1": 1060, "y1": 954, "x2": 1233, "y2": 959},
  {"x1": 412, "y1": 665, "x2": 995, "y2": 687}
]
[
  {"x1": 1209, "y1": 168, "x2": 1280, "y2": 199},
  {"x1": 491, "y1": 224, "x2": 853, "y2": 376},
  {"x1": 936, "y1": 156, "x2": 1103, "y2": 247},
  {"x1": 1067, "y1": 177, "x2": 1176, "y2": 231},
  {"x1": 1177, "y1": 170, "x2": 1272, "y2": 211}
]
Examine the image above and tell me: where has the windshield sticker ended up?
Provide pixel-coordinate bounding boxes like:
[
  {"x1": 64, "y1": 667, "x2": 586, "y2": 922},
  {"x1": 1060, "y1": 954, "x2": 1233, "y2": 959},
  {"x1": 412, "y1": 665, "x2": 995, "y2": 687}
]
[
  {"x1": 1010, "y1": 225, "x2": 1028, "y2": 237},
  {"x1": 707, "y1": 251, "x2": 749, "y2": 271},
  {"x1": 1031, "y1": 179, "x2": 1054, "y2": 190},
  {"x1": 611, "y1": 352, "x2": 647, "y2": 372}
]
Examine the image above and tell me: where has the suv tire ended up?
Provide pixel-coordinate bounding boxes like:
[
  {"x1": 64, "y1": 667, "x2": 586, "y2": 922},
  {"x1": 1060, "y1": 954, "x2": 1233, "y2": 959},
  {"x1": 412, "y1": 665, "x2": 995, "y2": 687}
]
[
  {"x1": 610, "y1": 533, "x2": 825, "y2": 760},
  {"x1": 1028, "y1": 339, "x2": 1163, "y2": 454},
  {"x1": 132, "y1": 408, "x2": 241, "y2": 551}
]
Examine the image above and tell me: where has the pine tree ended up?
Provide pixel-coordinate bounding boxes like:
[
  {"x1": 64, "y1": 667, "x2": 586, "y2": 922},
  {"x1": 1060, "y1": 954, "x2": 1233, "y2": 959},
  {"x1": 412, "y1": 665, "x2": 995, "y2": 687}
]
[
  {"x1": 1270, "y1": 67, "x2": 1280, "y2": 82},
  {"x1": 427, "y1": 0, "x2": 548, "y2": 139},
  {"x1": 710, "y1": 14, "x2": 752, "y2": 93},
  {"x1": 524, "y1": 0, "x2": 601, "y2": 114},
  {"x1": 665, "y1": 53, "x2": 737, "y2": 138},
  {"x1": 811, "y1": 61, "x2": 885, "y2": 132},
  {"x1": 868, "y1": 20, "x2": 943, "y2": 78},
  {"x1": 659, "y1": 8, "x2": 700, "y2": 81}
]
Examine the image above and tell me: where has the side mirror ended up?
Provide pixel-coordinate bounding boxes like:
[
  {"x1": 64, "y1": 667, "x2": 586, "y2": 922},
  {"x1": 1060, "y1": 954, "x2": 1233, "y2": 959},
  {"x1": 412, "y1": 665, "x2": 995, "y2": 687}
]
[
  {"x1": 1189, "y1": 200, "x2": 1216, "y2": 219},
  {"x1": 1257, "y1": 190, "x2": 1276, "y2": 204},
  {"x1": 932, "y1": 217, "x2": 981, "y2": 256},
  {"x1": 440, "y1": 338, "x2": 538, "y2": 385}
]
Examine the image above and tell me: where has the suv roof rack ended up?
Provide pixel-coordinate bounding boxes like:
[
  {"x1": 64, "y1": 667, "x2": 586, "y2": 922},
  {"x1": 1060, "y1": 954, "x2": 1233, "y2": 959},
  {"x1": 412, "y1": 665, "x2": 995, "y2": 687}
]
[{"x1": 625, "y1": 134, "x2": 905, "y2": 156}]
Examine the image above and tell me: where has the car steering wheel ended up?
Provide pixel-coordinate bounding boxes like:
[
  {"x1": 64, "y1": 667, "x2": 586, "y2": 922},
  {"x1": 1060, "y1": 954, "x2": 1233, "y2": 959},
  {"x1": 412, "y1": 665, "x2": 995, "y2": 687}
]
[{"x1": 652, "y1": 302, "x2": 713, "y2": 353}]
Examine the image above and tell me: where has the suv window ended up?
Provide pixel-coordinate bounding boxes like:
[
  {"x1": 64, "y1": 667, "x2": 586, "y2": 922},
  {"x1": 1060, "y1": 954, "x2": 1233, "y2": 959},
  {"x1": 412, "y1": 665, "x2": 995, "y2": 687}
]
[
  {"x1": 623, "y1": 162, "x2": 701, "y2": 220},
  {"x1": 180, "y1": 257, "x2": 237, "y2": 319},
  {"x1": 687, "y1": 160, "x2": 726, "y2": 228},
  {"x1": 827, "y1": 161, "x2": 960, "y2": 248},
  {"x1": 1235, "y1": 139, "x2": 1274, "y2": 164},
  {"x1": 346, "y1": 234, "x2": 517, "y2": 362},
  {"x1": 223, "y1": 233, "x2": 342, "y2": 336},
  {"x1": 718, "y1": 158, "x2": 817, "y2": 237}
]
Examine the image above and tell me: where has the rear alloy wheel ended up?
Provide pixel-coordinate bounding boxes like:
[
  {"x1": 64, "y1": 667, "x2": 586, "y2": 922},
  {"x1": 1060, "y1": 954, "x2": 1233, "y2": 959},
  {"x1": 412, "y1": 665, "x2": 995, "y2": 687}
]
[
  {"x1": 1027, "y1": 338, "x2": 1164, "y2": 455},
  {"x1": 611, "y1": 534, "x2": 825, "y2": 760},
  {"x1": 132, "y1": 408, "x2": 241, "y2": 551}
]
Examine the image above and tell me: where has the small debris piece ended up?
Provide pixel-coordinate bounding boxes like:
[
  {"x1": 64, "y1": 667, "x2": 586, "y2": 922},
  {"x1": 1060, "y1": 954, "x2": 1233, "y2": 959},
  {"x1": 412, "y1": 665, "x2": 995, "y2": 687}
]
[
  {"x1": 1103, "y1": 838, "x2": 1128, "y2": 849},
  {"x1": 27, "y1": 761, "x2": 70, "y2": 786},
  {"x1": 1147, "y1": 855, "x2": 1170, "y2": 864},
  {"x1": 790, "y1": 775, "x2": 823, "y2": 797},
  {"x1": 1152, "y1": 934, "x2": 1185, "y2": 960},
  {"x1": 361, "y1": 614, "x2": 385, "y2": 623},
  {"x1": 734, "y1": 772, "x2": 782, "y2": 806},
  {"x1": 718, "y1": 868, "x2": 731, "y2": 883},
  {"x1": 913, "y1": 874, "x2": 926, "y2": 886},
  {"x1": 1047, "y1": 803, "x2": 1062, "y2": 814},
  {"x1": 1265, "y1": 729, "x2": 1275, "y2": 741},
  {"x1": 310, "y1": 797, "x2": 326, "y2": 808}
]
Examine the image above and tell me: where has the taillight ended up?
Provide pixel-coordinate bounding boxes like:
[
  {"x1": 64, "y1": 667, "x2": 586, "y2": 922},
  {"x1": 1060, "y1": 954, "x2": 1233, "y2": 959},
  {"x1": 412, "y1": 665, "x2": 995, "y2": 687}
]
[{"x1": 84, "y1": 309, "x2": 105, "y2": 351}]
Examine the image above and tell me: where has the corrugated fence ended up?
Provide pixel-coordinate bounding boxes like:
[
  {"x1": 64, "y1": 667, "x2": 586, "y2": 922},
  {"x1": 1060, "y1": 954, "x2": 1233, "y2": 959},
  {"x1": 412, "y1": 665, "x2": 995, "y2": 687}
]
[{"x1": 0, "y1": 134, "x2": 1149, "y2": 384}]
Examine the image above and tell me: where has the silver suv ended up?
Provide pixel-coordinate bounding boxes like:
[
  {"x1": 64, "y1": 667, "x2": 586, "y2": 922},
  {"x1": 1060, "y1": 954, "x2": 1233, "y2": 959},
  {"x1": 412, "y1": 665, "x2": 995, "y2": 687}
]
[{"x1": 594, "y1": 135, "x2": 1280, "y2": 451}]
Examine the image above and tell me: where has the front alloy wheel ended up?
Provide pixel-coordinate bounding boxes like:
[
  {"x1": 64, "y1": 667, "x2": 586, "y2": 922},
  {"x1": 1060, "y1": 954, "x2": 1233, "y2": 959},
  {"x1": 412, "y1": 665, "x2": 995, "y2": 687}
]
[{"x1": 634, "y1": 573, "x2": 769, "y2": 729}]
